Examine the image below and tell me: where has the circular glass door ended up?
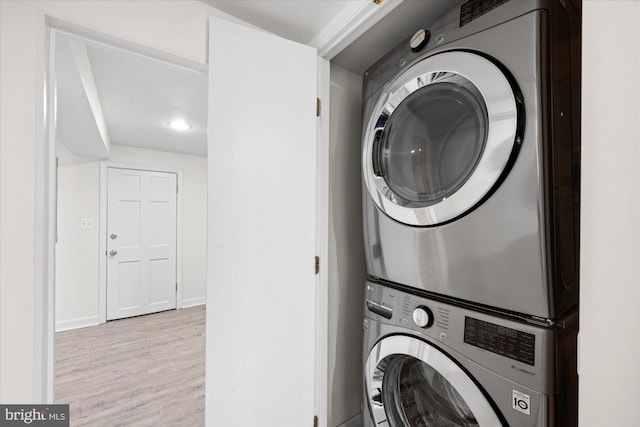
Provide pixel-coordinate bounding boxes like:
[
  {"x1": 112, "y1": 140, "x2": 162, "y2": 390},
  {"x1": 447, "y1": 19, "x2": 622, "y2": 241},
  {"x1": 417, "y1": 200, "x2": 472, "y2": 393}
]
[
  {"x1": 362, "y1": 51, "x2": 521, "y2": 226},
  {"x1": 365, "y1": 335, "x2": 504, "y2": 427}
]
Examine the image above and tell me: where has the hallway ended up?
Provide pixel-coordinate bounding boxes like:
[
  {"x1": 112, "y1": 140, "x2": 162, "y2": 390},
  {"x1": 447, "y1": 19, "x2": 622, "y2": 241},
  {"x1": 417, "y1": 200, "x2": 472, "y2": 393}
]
[{"x1": 55, "y1": 305, "x2": 205, "y2": 426}]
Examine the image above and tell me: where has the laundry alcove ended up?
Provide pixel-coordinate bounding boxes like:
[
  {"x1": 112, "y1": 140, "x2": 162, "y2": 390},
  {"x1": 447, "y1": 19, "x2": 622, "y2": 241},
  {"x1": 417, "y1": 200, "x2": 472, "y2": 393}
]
[{"x1": 1, "y1": 2, "x2": 638, "y2": 427}]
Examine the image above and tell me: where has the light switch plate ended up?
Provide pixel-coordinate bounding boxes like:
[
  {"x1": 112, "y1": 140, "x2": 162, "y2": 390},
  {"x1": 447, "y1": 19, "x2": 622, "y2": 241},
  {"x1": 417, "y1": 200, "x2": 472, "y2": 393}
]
[{"x1": 81, "y1": 218, "x2": 94, "y2": 229}]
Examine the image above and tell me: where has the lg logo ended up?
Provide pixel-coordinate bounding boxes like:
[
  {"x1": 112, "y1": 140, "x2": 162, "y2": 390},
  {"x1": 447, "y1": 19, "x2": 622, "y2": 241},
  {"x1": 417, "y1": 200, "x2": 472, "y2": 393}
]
[
  {"x1": 512, "y1": 390, "x2": 531, "y2": 416},
  {"x1": 514, "y1": 397, "x2": 529, "y2": 410}
]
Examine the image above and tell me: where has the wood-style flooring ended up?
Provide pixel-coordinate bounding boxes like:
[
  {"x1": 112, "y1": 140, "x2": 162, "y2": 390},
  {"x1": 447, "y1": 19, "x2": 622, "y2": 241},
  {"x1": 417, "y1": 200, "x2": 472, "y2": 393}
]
[{"x1": 55, "y1": 305, "x2": 205, "y2": 426}]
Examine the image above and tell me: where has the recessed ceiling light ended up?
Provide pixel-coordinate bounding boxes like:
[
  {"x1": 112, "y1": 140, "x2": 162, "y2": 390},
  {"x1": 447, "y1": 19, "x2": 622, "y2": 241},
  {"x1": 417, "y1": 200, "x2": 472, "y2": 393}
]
[{"x1": 168, "y1": 119, "x2": 191, "y2": 131}]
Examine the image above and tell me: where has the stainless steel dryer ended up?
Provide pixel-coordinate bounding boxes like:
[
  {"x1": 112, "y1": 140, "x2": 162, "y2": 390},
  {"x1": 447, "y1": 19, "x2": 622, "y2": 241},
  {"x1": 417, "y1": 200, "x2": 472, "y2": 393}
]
[
  {"x1": 361, "y1": 0, "x2": 581, "y2": 319},
  {"x1": 363, "y1": 281, "x2": 577, "y2": 427}
]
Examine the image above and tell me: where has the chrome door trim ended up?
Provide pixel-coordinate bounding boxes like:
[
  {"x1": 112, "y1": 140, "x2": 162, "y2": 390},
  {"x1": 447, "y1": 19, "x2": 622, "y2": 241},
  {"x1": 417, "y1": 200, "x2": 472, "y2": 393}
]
[
  {"x1": 362, "y1": 51, "x2": 520, "y2": 226},
  {"x1": 365, "y1": 334, "x2": 503, "y2": 426}
]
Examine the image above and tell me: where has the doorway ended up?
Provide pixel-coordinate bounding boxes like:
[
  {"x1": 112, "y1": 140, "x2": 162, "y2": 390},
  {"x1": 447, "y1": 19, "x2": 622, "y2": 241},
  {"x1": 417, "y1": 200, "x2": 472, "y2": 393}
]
[{"x1": 49, "y1": 24, "x2": 208, "y2": 420}]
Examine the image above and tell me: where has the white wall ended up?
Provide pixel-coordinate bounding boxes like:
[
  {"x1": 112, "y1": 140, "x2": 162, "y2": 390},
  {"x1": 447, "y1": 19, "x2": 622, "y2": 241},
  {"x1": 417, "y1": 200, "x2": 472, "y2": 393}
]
[
  {"x1": 0, "y1": 0, "x2": 245, "y2": 402},
  {"x1": 580, "y1": 2, "x2": 640, "y2": 426},
  {"x1": 55, "y1": 143, "x2": 207, "y2": 331},
  {"x1": 327, "y1": 64, "x2": 366, "y2": 427},
  {"x1": 55, "y1": 144, "x2": 101, "y2": 329}
]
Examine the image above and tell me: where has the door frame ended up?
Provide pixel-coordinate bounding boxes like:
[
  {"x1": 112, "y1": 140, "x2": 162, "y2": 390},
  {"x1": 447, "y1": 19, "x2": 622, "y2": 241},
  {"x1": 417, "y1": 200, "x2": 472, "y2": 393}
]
[
  {"x1": 34, "y1": 12, "x2": 333, "y2": 422},
  {"x1": 315, "y1": 57, "x2": 330, "y2": 427},
  {"x1": 33, "y1": 15, "x2": 208, "y2": 402},
  {"x1": 99, "y1": 162, "x2": 184, "y2": 324}
]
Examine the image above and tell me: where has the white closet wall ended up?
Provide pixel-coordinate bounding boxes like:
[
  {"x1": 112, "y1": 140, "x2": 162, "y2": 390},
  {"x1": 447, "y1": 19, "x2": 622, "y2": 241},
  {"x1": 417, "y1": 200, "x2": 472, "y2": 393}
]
[{"x1": 328, "y1": 63, "x2": 366, "y2": 427}]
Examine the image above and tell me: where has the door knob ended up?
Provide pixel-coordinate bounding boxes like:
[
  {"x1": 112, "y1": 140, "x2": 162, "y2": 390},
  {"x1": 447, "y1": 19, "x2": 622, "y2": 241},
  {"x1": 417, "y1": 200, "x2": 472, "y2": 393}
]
[
  {"x1": 109, "y1": 250, "x2": 118, "y2": 256},
  {"x1": 110, "y1": 233, "x2": 117, "y2": 240}
]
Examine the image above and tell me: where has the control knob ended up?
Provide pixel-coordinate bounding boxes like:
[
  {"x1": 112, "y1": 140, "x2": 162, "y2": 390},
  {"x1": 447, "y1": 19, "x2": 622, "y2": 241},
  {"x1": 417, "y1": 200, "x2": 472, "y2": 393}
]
[
  {"x1": 412, "y1": 306, "x2": 434, "y2": 328},
  {"x1": 409, "y1": 29, "x2": 430, "y2": 53}
]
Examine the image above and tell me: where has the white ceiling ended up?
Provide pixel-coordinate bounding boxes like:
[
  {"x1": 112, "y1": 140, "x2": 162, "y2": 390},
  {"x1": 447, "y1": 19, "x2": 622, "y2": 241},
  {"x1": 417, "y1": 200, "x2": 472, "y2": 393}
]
[
  {"x1": 55, "y1": 1, "x2": 456, "y2": 159},
  {"x1": 56, "y1": 32, "x2": 208, "y2": 158},
  {"x1": 86, "y1": 40, "x2": 208, "y2": 156},
  {"x1": 201, "y1": 0, "x2": 355, "y2": 45},
  {"x1": 202, "y1": 0, "x2": 456, "y2": 74}
]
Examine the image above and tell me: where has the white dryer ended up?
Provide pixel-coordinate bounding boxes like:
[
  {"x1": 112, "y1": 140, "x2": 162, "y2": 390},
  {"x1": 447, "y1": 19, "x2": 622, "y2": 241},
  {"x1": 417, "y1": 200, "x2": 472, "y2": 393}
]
[
  {"x1": 361, "y1": 0, "x2": 581, "y2": 319},
  {"x1": 363, "y1": 281, "x2": 577, "y2": 427}
]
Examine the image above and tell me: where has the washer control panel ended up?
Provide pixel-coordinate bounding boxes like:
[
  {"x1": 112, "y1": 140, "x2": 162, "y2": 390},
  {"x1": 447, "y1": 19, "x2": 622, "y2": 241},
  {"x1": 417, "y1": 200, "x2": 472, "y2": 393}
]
[
  {"x1": 460, "y1": 0, "x2": 510, "y2": 27},
  {"x1": 363, "y1": 280, "x2": 556, "y2": 393},
  {"x1": 464, "y1": 316, "x2": 536, "y2": 365}
]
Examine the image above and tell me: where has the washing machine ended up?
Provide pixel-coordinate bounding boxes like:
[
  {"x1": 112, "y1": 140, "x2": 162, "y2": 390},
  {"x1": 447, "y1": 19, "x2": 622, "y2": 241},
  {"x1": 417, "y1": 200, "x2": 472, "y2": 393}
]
[
  {"x1": 361, "y1": 0, "x2": 581, "y2": 319},
  {"x1": 363, "y1": 281, "x2": 577, "y2": 427}
]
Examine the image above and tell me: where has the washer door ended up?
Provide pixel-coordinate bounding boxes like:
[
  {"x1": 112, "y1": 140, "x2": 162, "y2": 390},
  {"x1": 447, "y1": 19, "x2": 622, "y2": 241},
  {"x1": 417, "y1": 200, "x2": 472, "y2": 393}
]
[
  {"x1": 362, "y1": 51, "x2": 521, "y2": 226},
  {"x1": 365, "y1": 335, "x2": 504, "y2": 427}
]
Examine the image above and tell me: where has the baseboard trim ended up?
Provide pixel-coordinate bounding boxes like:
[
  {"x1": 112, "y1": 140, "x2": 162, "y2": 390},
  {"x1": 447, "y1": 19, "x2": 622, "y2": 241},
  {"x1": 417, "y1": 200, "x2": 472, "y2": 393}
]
[
  {"x1": 55, "y1": 315, "x2": 101, "y2": 332},
  {"x1": 181, "y1": 296, "x2": 206, "y2": 308},
  {"x1": 338, "y1": 412, "x2": 362, "y2": 427}
]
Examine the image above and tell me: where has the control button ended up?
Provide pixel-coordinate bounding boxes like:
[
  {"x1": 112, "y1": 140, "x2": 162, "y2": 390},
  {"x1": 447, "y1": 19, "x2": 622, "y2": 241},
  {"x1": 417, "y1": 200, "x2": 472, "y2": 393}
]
[
  {"x1": 412, "y1": 306, "x2": 434, "y2": 328},
  {"x1": 409, "y1": 29, "x2": 430, "y2": 53},
  {"x1": 440, "y1": 331, "x2": 448, "y2": 341}
]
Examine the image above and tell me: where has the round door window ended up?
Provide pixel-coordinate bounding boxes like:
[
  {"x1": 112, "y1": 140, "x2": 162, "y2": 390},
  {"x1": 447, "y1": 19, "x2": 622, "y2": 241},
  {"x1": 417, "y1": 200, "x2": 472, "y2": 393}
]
[
  {"x1": 362, "y1": 51, "x2": 521, "y2": 226},
  {"x1": 383, "y1": 355, "x2": 480, "y2": 426},
  {"x1": 365, "y1": 335, "x2": 504, "y2": 427},
  {"x1": 380, "y1": 80, "x2": 488, "y2": 207}
]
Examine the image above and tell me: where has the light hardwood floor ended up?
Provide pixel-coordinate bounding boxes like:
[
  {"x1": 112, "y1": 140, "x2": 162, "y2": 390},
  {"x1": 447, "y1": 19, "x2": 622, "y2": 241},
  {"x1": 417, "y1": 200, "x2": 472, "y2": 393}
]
[{"x1": 55, "y1": 305, "x2": 205, "y2": 426}]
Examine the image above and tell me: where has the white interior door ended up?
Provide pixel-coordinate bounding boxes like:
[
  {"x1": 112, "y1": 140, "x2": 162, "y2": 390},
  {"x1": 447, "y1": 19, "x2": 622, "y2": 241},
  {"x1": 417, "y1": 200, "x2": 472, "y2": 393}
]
[
  {"x1": 106, "y1": 167, "x2": 177, "y2": 320},
  {"x1": 206, "y1": 17, "x2": 318, "y2": 427}
]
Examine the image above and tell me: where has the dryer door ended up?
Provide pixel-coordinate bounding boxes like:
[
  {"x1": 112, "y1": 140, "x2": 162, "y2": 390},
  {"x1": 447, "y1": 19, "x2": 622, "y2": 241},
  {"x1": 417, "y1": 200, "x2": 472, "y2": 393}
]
[
  {"x1": 362, "y1": 51, "x2": 521, "y2": 226},
  {"x1": 365, "y1": 335, "x2": 505, "y2": 427}
]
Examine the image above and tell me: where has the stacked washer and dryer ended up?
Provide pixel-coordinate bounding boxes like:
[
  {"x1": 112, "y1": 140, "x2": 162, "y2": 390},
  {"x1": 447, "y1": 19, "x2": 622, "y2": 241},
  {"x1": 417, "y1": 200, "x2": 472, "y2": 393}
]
[{"x1": 360, "y1": 1, "x2": 581, "y2": 426}]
